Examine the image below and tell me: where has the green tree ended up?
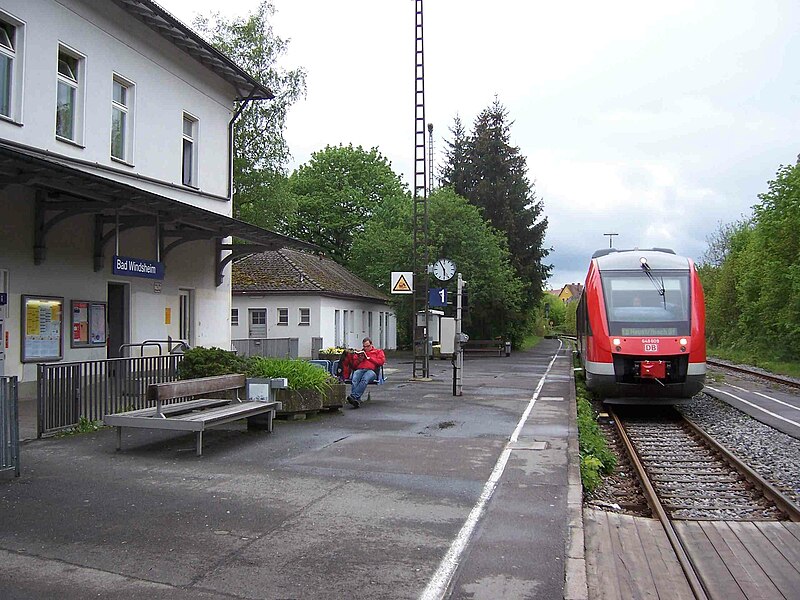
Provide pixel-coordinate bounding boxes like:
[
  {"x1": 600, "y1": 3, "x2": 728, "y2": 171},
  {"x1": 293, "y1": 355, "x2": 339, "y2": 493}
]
[
  {"x1": 284, "y1": 144, "x2": 408, "y2": 263},
  {"x1": 350, "y1": 188, "x2": 526, "y2": 346},
  {"x1": 441, "y1": 99, "x2": 551, "y2": 316},
  {"x1": 194, "y1": 2, "x2": 306, "y2": 227}
]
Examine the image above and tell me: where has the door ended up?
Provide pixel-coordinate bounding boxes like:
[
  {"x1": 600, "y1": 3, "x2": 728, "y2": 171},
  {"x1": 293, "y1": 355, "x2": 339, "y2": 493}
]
[
  {"x1": 179, "y1": 289, "x2": 194, "y2": 345},
  {"x1": 107, "y1": 282, "x2": 128, "y2": 358},
  {"x1": 248, "y1": 309, "x2": 266, "y2": 338},
  {"x1": 0, "y1": 269, "x2": 7, "y2": 375}
]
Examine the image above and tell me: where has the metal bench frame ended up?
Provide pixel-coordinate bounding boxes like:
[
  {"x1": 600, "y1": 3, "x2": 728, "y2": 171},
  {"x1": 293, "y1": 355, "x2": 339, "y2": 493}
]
[{"x1": 103, "y1": 374, "x2": 283, "y2": 456}]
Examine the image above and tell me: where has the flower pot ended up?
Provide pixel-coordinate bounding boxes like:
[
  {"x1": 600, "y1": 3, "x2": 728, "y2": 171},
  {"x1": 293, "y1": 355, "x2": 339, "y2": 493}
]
[
  {"x1": 275, "y1": 388, "x2": 324, "y2": 415},
  {"x1": 322, "y1": 383, "x2": 346, "y2": 410}
]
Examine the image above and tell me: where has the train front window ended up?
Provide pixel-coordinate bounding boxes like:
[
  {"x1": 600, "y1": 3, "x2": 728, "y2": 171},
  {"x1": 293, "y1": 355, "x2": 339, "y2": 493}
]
[{"x1": 600, "y1": 271, "x2": 691, "y2": 336}]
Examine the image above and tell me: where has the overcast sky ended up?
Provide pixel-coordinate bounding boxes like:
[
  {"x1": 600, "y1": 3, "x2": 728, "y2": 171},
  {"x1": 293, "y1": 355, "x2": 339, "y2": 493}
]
[{"x1": 158, "y1": 0, "x2": 800, "y2": 289}]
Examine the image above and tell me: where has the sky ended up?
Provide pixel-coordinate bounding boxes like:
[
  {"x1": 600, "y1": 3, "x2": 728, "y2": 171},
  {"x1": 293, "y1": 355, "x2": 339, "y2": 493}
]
[{"x1": 158, "y1": 0, "x2": 800, "y2": 289}]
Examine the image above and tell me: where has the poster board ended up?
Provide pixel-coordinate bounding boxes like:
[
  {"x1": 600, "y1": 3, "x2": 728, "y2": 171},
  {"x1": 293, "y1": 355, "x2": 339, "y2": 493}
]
[
  {"x1": 21, "y1": 295, "x2": 63, "y2": 362},
  {"x1": 71, "y1": 300, "x2": 107, "y2": 348}
]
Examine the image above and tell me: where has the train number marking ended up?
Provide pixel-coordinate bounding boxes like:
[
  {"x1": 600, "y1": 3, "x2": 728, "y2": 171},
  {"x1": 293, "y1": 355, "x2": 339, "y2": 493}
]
[{"x1": 643, "y1": 344, "x2": 658, "y2": 352}]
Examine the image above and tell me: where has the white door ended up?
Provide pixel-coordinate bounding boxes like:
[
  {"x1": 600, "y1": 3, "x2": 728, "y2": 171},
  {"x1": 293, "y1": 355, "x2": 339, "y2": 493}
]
[{"x1": 249, "y1": 309, "x2": 266, "y2": 338}]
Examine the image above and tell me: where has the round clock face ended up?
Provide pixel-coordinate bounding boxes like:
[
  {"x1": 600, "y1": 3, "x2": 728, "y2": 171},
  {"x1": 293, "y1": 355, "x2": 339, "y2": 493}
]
[{"x1": 432, "y1": 258, "x2": 456, "y2": 281}]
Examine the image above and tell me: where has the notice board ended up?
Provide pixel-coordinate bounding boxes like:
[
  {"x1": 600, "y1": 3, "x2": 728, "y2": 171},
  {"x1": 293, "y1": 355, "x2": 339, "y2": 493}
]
[{"x1": 22, "y1": 295, "x2": 63, "y2": 362}]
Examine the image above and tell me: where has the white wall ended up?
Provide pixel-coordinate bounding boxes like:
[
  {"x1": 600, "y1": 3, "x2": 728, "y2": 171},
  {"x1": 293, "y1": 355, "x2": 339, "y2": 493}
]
[
  {"x1": 0, "y1": 0, "x2": 235, "y2": 213},
  {"x1": 233, "y1": 294, "x2": 396, "y2": 357}
]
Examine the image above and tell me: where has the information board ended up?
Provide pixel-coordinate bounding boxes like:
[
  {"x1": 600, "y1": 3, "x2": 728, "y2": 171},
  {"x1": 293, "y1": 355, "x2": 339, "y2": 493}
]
[{"x1": 22, "y1": 295, "x2": 63, "y2": 362}]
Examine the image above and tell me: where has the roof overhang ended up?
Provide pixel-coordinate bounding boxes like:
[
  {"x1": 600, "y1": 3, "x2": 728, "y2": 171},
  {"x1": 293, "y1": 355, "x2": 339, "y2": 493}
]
[
  {"x1": 110, "y1": 0, "x2": 274, "y2": 101},
  {"x1": 0, "y1": 141, "x2": 317, "y2": 268}
]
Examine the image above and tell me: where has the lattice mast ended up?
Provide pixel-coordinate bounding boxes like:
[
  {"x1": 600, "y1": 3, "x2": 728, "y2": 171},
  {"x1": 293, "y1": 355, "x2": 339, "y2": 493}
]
[{"x1": 412, "y1": 0, "x2": 430, "y2": 378}]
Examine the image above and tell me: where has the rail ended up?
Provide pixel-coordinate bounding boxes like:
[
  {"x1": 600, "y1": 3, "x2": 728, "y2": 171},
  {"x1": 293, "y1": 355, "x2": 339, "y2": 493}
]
[
  {"x1": 37, "y1": 354, "x2": 183, "y2": 436},
  {"x1": 707, "y1": 358, "x2": 800, "y2": 389}
]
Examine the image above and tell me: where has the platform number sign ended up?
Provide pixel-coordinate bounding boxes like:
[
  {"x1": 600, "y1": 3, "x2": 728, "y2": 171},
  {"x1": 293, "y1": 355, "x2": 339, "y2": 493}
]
[{"x1": 429, "y1": 288, "x2": 447, "y2": 307}]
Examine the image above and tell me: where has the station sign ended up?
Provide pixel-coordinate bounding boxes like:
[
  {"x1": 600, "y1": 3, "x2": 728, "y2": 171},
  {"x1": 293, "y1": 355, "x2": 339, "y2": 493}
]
[
  {"x1": 112, "y1": 255, "x2": 165, "y2": 280},
  {"x1": 429, "y1": 288, "x2": 447, "y2": 307}
]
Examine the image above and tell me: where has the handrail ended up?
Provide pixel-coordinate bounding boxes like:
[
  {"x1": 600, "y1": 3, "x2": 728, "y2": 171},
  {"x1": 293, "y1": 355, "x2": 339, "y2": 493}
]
[{"x1": 118, "y1": 339, "x2": 191, "y2": 357}]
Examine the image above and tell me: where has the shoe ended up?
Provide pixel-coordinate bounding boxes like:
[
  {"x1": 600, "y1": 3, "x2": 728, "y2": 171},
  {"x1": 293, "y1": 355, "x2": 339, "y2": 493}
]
[{"x1": 347, "y1": 395, "x2": 360, "y2": 408}]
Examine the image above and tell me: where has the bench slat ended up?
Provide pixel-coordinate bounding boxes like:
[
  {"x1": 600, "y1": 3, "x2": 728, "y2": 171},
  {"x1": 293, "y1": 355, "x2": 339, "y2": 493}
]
[
  {"x1": 147, "y1": 374, "x2": 246, "y2": 401},
  {"x1": 111, "y1": 398, "x2": 232, "y2": 418}
]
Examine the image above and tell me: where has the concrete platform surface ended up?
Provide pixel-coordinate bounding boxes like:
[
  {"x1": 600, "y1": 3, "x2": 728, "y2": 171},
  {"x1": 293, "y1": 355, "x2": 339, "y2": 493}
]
[{"x1": 0, "y1": 339, "x2": 583, "y2": 599}]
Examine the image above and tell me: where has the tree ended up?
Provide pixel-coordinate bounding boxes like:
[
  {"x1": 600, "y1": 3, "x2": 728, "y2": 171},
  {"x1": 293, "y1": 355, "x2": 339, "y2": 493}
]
[
  {"x1": 441, "y1": 99, "x2": 551, "y2": 315},
  {"x1": 194, "y1": 2, "x2": 306, "y2": 226},
  {"x1": 284, "y1": 144, "x2": 408, "y2": 263},
  {"x1": 350, "y1": 188, "x2": 527, "y2": 346}
]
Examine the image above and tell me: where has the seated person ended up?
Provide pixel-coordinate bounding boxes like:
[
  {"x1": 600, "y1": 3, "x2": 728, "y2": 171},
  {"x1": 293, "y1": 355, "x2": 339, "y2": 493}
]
[{"x1": 346, "y1": 337, "x2": 385, "y2": 408}]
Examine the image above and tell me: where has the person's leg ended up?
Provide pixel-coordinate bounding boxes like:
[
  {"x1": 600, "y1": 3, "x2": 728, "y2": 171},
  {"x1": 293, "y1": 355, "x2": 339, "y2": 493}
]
[{"x1": 350, "y1": 369, "x2": 377, "y2": 403}]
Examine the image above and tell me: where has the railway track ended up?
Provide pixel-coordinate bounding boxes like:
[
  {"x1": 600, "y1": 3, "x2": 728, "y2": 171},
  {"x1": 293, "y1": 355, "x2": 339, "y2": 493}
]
[
  {"x1": 707, "y1": 358, "x2": 800, "y2": 389},
  {"x1": 610, "y1": 406, "x2": 800, "y2": 599}
]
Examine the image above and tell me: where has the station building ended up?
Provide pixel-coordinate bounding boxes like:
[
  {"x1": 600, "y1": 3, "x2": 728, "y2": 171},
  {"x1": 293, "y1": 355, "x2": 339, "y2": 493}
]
[{"x1": 0, "y1": 0, "x2": 311, "y2": 397}]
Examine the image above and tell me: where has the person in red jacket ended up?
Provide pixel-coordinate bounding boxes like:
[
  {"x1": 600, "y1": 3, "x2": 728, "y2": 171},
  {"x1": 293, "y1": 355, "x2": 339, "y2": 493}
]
[{"x1": 347, "y1": 337, "x2": 386, "y2": 408}]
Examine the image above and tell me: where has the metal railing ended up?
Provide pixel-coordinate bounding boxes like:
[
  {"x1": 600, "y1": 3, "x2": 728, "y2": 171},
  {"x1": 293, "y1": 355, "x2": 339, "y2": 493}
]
[
  {"x1": 1, "y1": 376, "x2": 20, "y2": 477},
  {"x1": 231, "y1": 338, "x2": 298, "y2": 359},
  {"x1": 118, "y1": 338, "x2": 190, "y2": 357},
  {"x1": 37, "y1": 354, "x2": 183, "y2": 437}
]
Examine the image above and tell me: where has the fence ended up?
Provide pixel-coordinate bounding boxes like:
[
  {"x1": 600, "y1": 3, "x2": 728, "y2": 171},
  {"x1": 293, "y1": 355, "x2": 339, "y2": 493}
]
[
  {"x1": 1, "y1": 376, "x2": 20, "y2": 477},
  {"x1": 231, "y1": 338, "x2": 299, "y2": 359},
  {"x1": 37, "y1": 354, "x2": 182, "y2": 437}
]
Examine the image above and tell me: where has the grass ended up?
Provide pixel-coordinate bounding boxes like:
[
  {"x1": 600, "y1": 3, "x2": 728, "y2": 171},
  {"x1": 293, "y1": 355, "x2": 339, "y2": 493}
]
[
  {"x1": 708, "y1": 345, "x2": 800, "y2": 379},
  {"x1": 519, "y1": 334, "x2": 542, "y2": 351},
  {"x1": 58, "y1": 416, "x2": 103, "y2": 436}
]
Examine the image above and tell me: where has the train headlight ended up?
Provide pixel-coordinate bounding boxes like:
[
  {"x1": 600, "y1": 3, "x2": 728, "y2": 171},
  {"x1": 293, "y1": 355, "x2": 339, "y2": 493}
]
[
  {"x1": 612, "y1": 338, "x2": 621, "y2": 346},
  {"x1": 679, "y1": 338, "x2": 687, "y2": 345}
]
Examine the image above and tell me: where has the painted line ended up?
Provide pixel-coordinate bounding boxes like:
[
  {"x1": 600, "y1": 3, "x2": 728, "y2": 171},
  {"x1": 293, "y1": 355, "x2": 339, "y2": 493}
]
[
  {"x1": 706, "y1": 385, "x2": 800, "y2": 427},
  {"x1": 419, "y1": 340, "x2": 563, "y2": 600},
  {"x1": 725, "y1": 383, "x2": 800, "y2": 412}
]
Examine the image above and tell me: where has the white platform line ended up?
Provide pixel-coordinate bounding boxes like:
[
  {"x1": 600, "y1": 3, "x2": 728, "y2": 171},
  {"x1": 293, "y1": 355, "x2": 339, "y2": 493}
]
[
  {"x1": 418, "y1": 340, "x2": 563, "y2": 600},
  {"x1": 725, "y1": 383, "x2": 800, "y2": 412},
  {"x1": 706, "y1": 385, "x2": 800, "y2": 427}
]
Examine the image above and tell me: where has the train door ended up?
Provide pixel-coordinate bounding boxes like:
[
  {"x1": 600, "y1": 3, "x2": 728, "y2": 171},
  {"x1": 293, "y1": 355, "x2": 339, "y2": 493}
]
[
  {"x1": 248, "y1": 308, "x2": 266, "y2": 339},
  {"x1": 179, "y1": 289, "x2": 194, "y2": 346},
  {"x1": 0, "y1": 269, "x2": 8, "y2": 375},
  {"x1": 107, "y1": 282, "x2": 128, "y2": 358}
]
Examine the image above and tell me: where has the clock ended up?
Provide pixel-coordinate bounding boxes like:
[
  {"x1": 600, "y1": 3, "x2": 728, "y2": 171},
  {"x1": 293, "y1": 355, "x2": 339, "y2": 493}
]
[{"x1": 432, "y1": 258, "x2": 456, "y2": 281}]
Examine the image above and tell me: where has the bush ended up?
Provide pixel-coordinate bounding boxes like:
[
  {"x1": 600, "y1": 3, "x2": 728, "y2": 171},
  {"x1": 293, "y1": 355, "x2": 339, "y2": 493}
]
[
  {"x1": 178, "y1": 347, "x2": 248, "y2": 379},
  {"x1": 573, "y1": 362, "x2": 617, "y2": 492},
  {"x1": 247, "y1": 357, "x2": 334, "y2": 393}
]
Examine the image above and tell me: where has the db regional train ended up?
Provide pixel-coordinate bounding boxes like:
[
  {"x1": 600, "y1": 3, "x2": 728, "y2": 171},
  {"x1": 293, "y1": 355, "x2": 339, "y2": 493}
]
[{"x1": 576, "y1": 248, "x2": 706, "y2": 403}]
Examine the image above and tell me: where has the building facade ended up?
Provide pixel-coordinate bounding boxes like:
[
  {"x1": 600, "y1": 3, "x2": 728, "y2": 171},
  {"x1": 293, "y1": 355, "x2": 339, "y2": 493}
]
[
  {"x1": 0, "y1": 0, "x2": 308, "y2": 394},
  {"x1": 232, "y1": 249, "x2": 397, "y2": 357}
]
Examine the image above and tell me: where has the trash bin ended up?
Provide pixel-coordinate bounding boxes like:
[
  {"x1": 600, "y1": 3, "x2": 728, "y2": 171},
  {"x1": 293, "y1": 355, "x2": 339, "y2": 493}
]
[{"x1": 505, "y1": 341, "x2": 511, "y2": 357}]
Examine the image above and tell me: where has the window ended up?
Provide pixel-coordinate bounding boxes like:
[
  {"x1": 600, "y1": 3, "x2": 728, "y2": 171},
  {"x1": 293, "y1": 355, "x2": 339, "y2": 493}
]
[
  {"x1": 182, "y1": 113, "x2": 198, "y2": 186},
  {"x1": 277, "y1": 308, "x2": 289, "y2": 326},
  {"x1": 111, "y1": 75, "x2": 134, "y2": 162},
  {"x1": 0, "y1": 18, "x2": 16, "y2": 118},
  {"x1": 56, "y1": 45, "x2": 84, "y2": 143},
  {"x1": 231, "y1": 308, "x2": 239, "y2": 327},
  {"x1": 299, "y1": 308, "x2": 310, "y2": 326}
]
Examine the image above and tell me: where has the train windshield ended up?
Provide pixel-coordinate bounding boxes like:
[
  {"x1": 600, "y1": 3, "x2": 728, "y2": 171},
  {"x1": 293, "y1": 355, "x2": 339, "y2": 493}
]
[{"x1": 600, "y1": 270, "x2": 691, "y2": 336}]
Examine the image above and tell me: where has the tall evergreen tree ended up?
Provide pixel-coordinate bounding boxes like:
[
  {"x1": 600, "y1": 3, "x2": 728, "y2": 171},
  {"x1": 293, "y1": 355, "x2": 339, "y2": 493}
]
[{"x1": 442, "y1": 99, "x2": 551, "y2": 310}]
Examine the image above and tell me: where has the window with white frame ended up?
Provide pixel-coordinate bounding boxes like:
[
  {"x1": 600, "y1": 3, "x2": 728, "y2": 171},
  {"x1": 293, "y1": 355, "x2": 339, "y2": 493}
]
[
  {"x1": 56, "y1": 45, "x2": 84, "y2": 143},
  {"x1": 231, "y1": 308, "x2": 239, "y2": 326},
  {"x1": 299, "y1": 308, "x2": 310, "y2": 326},
  {"x1": 181, "y1": 113, "x2": 198, "y2": 186},
  {"x1": 0, "y1": 15, "x2": 21, "y2": 120},
  {"x1": 111, "y1": 75, "x2": 134, "y2": 162},
  {"x1": 277, "y1": 308, "x2": 289, "y2": 326}
]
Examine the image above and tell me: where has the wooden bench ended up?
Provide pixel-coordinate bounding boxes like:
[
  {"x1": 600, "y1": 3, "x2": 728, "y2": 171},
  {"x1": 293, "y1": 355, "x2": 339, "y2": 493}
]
[
  {"x1": 103, "y1": 374, "x2": 283, "y2": 456},
  {"x1": 463, "y1": 340, "x2": 509, "y2": 356}
]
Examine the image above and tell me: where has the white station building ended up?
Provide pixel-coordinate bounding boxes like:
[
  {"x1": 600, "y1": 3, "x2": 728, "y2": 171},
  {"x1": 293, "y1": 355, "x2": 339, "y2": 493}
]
[{"x1": 0, "y1": 0, "x2": 312, "y2": 397}]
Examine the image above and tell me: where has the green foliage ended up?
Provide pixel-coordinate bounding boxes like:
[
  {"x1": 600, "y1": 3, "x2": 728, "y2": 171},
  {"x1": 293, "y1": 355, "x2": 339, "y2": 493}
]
[
  {"x1": 440, "y1": 98, "x2": 551, "y2": 317},
  {"x1": 574, "y1": 366, "x2": 616, "y2": 493},
  {"x1": 177, "y1": 347, "x2": 248, "y2": 379},
  {"x1": 283, "y1": 144, "x2": 408, "y2": 263},
  {"x1": 701, "y1": 160, "x2": 800, "y2": 361},
  {"x1": 350, "y1": 187, "x2": 528, "y2": 346},
  {"x1": 247, "y1": 357, "x2": 334, "y2": 393},
  {"x1": 59, "y1": 417, "x2": 102, "y2": 436},
  {"x1": 194, "y1": 2, "x2": 306, "y2": 226}
]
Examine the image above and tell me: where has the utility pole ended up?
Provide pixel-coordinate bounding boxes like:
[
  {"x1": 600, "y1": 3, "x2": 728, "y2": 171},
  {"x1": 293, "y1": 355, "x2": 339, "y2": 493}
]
[
  {"x1": 453, "y1": 273, "x2": 465, "y2": 396},
  {"x1": 427, "y1": 123, "x2": 434, "y2": 194},
  {"x1": 603, "y1": 233, "x2": 618, "y2": 248}
]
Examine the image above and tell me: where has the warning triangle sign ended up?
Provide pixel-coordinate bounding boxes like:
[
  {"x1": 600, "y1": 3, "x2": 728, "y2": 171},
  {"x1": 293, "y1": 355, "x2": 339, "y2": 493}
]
[{"x1": 393, "y1": 275, "x2": 412, "y2": 292}]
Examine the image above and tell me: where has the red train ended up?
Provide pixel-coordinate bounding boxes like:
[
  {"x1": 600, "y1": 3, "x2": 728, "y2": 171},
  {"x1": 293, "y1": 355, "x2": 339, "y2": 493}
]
[{"x1": 576, "y1": 248, "x2": 706, "y2": 403}]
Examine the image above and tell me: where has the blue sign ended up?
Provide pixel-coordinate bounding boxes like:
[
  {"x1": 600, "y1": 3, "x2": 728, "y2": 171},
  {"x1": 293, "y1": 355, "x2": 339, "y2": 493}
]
[
  {"x1": 429, "y1": 288, "x2": 447, "y2": 307},
  {"x1": 0, "y1": 292, "x2": 6, "y2": 305},
  {"x1": 112, "y1": 255, "x2": 165, "y2": 280}
]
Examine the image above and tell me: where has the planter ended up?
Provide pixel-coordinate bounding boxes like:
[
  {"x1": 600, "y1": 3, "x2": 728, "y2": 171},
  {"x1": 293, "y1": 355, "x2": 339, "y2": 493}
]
[
  {"x1": 322, "y1": 383, "x2": 346, "y2": 410},
  {"x1": 317, "y1": 352, "x2": 341, "y2": 363},
  {"x1": 275, "y1": 388, "x2": 324, "y2": 415}
]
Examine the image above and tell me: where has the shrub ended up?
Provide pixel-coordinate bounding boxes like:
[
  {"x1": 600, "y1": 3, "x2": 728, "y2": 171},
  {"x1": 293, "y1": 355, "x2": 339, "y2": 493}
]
[
  {"x1": 574, "y1": 362, "x2": 617, "y2": 492},
  {"x1": 177, "y1": 346, "x2": 248, "y2": 379},
  {"x1": 247, "y1": 357, "x2": 334, "y2": 393}
]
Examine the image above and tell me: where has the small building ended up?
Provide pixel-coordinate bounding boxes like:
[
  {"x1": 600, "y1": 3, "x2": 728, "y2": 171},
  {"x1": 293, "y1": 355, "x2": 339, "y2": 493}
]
[
  {"x1": 558, "y1": 283, "x2": 584, "y2": 304},
  {"x1": 232, "y1": 249, "x2": 397, "y2": 358}
]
